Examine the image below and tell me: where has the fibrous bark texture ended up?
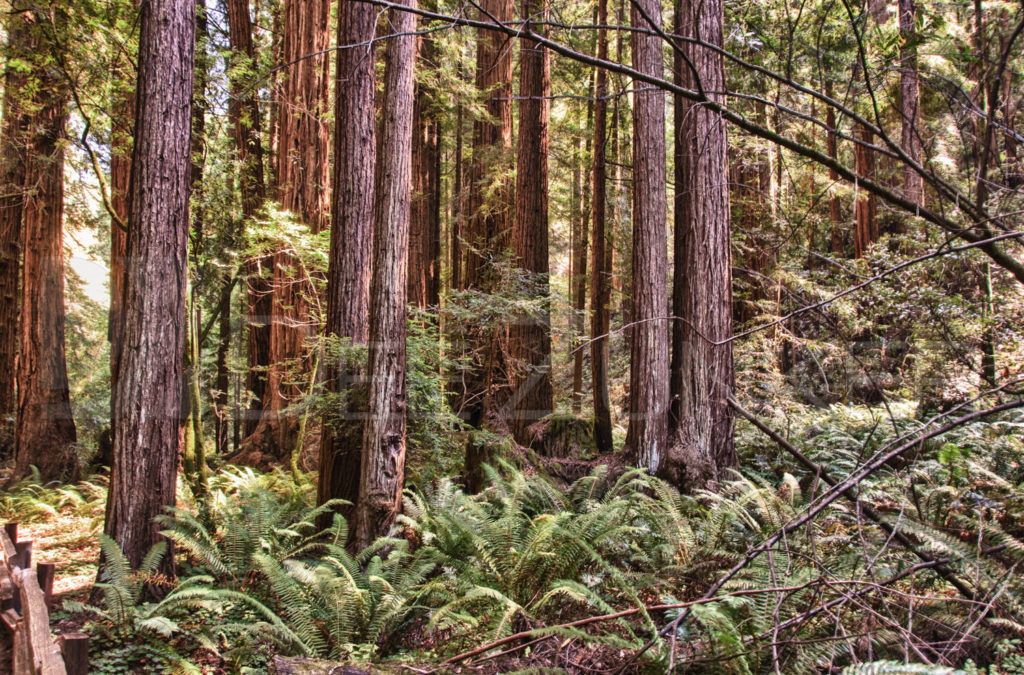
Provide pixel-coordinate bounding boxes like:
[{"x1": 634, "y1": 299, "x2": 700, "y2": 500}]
[
  {"x1": 508, "y1": 0, "x2": 554, "y2": 446},
  {"x1": 590, "y1": 0, "x2": 613, "y2": 455},
  {"x1": 623, "y1": 0, "x2": 669, "y2": 471},
  {"x1": 317, "y1": 0, "x2": 376, "y2": 517},
  {"x1": 0, "y1": 7, "x2": 31, "y2": 458},
  {"x1": 13, "y1": 4, "x2": 79, "y2": 483},
  {"x1": 103, "y1": 0, "x2": 193, "y2": 572},
  {"x1": 355, "y1": 0, "x2": 416, "y2": 548},
  {"x1": 667, "y1": 0, "x2": 736, "y2": 490}
]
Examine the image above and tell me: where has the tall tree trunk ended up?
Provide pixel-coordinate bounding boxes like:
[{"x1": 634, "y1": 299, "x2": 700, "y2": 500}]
[
  {"x1": 0, "y1": 8, "x2": 30, "y2": 459},
  {"x1": 623, "y1": 0, "x2": 669, "y2": 471},
  {"x1": 666, "y1": 0, "x2": 735, "y2": 489},
  {"x1": 242, "y1": 0, "x2": 329, "y2": 461},
  {"x1": 460, "y1": 0, "x2": 514, "y2": 427},
  {"x1": 898, "y1": 0, "x2": 924, "y2": 209},
  {"x1": 451, "y1": 98, "x2": 464, "y2": 292},
  {"x1": 853, "y1": 122, "x2": 878, "y2": 258},
  {"x1": 509, "y1": 0, "x2": 554, "y2": 446},
  {"x1": 570, "y1": 90, "x2": 592, "y2": 415},
  {"x1": 409, "y1": 9, "x2": 442, "y2": 310},
  {"x1": 182, "y1": 0, "x2": 207, "y2": 494},
  {"x1": 108, "y1": 1, "x2": 136, "y2": 464},
  {"x1": 590, "y1": 0, "x2": 613, "y2": 454},
  {"x1": 317, "y1": 0, "x2": 376, "y2": 517},
  {"x1": 825, "y1": 82, "x2": 843, "y2": 255},
  {"x1": 226, "y1": 0, "x2": 270, "y2": 439},
  {"x1": 13, "y1": 4, "x2": 78, "y2": 483},
  {"x1": 103, "y1": 0, "x2": 193, "y2": 573},
  {"x1": 355, "y1": 0, "x2": 416, "y2": 548},
  {"x1": 215, "y1": 286, "x2": 232, "y2": 455}
]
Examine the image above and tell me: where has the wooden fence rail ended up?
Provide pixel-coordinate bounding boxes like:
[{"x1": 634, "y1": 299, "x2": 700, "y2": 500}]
[{"x1": 1, "y1": 522, "x2": 88, "y2": 675}]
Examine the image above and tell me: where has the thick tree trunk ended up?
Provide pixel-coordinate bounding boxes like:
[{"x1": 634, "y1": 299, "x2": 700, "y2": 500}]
[
  {"x1": 317, "y1": 0, "x2": 376, "y2": 517},
  {"x1": 13, "y1": 6, "x2": 79, "y2": 483},
  {"x1": 354, "y1": 0, "x2": 416, "y2": 548},
  {"x1": 242, "y1": 0, "x2": 329, "y2": 461},
  {"x1": 898, "y1": 0, "x2": 924, "y2": 209},
  {"x1": 0, "y1": 9, "x2": 30, "y2": 459},
  {"x1": 103, "y1": 0, "x2": 193, "y2": 573},
  {"x1": 590, "y1": 0, "x2": 613, "y2": 455},
  {"x1": 666, "y1": 0, "x2": 735, "y2": 489},
  {"x1": 409, "y1": 12, "x2": 442, "y2": 310},
  {"x1": 509, "y1": 0, "x2": 554, "y2": 446},
  {"x1": 623, "y1": 0, "x2": 669, "y2": 471},
  {"x1": 853, "y1": 122, "x2": 878, "y2": 258}
]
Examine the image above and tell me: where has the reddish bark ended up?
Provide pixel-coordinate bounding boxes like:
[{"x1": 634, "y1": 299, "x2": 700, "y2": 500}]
[
  {"x1": 354, "y1": 0, "x2": 416, "y2": 548},
  {"x1": 509, "y1": 0, "x2": 554, "y2": 445},
  {"x1": 624, "y1": 0, "x2": 669, "y2": 470},
  {"x1": 13, "y1": 6, "x2": 78, "y2": 483}
]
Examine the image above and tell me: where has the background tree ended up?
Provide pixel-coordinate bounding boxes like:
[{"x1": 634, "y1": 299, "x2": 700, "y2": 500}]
[
  {"x1": 0, "y1": 3, "x2": 31, "y2": 459},
  {"x1": 12, "y1": 2, "x2": 79, "y2": 483},
  {"x1": 508, "y1": 0, "x2": 554, "y2": 446},
  {"x1": 240, "y1": 0, "x2": 329, "y2": 461}
]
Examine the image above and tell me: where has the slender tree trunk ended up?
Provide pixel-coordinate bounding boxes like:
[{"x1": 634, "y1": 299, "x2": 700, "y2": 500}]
[
  {"x1": 181, "y1": 0, "x2": 207, "y2": 495},
  {"x1": 107, "y1": 1, "x2": 135, "y2": 464},
  {"x1": 571, "y1": 88, "x2": 593, "y2": 415},
  {"x1": 623, "y1": 0, "x2": 669, "y2": 471},
  {"x1": 898, "y1": 0, "x2": 924, "y2": 209},
  {"x1": 0, "y1": 8, "x2": 30, "y2": 459},
  {"x1": 13, "y1": 4, "x2": 79, "y2": 483},
  {"x1": 666, "y1": 0, "x2": 735, "y2": 489},
  {"x1": 409, "y1": 9, "x2": 442, "y2": 310},
  {"x1": 355, "y1": 0, "x2": 416, "y2": 548},
  {"x1": 242, "y1": 0, "x2": 329, "y2": 461},
  {"x1": 104, "y1": 0, "x2": 193, "y2": 573},
  {"x1": 460, "y1": 0, "x2": 514, "y2": 427},
  {"x1": 853, "y1": 122, "x2": 878, "y2": 258},
  {"x1": 451, "y1": 99, "x2": 464, "y2": 292},
  {"x1": 215, "y1": 286, "x2": 232, "y2": 455},
  {"x1": 317, "y1": 0, "x2": 376, "y2": 517},
  {"x1": 509, "y1": 0, "x2": 554, "y2": 446},
  {"x1": 226, "y1": 0, "x2": 271, "y2": 439},
  {"x1": 590, "y1": 0, "x2": 613, "y2": 454},
  {"x1": 825, "y1": 82, "x2": 843, "y2": 255}
]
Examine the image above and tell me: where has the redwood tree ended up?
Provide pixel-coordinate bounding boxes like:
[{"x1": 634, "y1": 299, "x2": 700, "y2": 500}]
[
  {"x1": 624, "y1": 0, "x2": 669, "y2": 471},
  {"x1": 13, "y1": 4, "x2": 78, "y2": 483},
  {"x1": 590, "y1": 0, "x2": 613, "y2": 454},
  {"x1": 509, "y1": 0, "x2": 554, "y2": 445},
  {"x1": 355, "y1": 0, "x2": 416, "y2": 548},
  {"x1": 104, "y1": 0, "x2": 194, "y2": 571},
  {"x1": 409, "y1": 6, "x2": 442, "y2": 311},
  {"x1": 242, "y1": 0, "x2": 329, "y2": 461},
  {"x1": 0, "y1": 7, "x2": 30, "y2": 457},
  {"x1": 898, "y1": 0, "x2": 924, "y2": 208},
  {"x1": 458, "y1": 0, "x2": 514, "y2": 428},
  {"x1": 317, "y1": 0, "x2": 376, "y2": 515},
  {"x1": 667, "y1": 0, "x2": 735, "y2": 489}
]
